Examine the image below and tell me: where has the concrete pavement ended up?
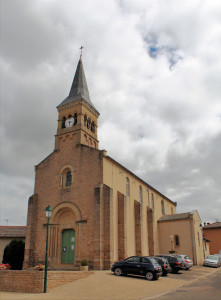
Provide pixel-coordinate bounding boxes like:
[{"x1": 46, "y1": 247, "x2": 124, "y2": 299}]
[{"x1": 0, "y1": 266, "x2": 220, "y2": 300}]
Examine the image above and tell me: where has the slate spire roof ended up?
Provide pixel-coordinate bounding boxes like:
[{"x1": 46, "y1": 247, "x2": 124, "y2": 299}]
[{"x1": 57, "y1": 57, "x2": 98, "y2": 113}]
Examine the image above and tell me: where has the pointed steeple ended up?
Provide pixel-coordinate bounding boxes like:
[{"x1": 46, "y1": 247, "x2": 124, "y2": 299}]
[{"x1": 57, "y1": 57, "x2": 98, "y2": 112}]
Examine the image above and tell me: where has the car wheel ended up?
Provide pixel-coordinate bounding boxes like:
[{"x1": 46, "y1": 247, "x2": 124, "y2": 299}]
[
  {"x1": 114, "y1": 268, "x2": 122, "y2": 276},
  {"x1": 145, "y1": 271, "x2": 154, "y2": 281}
]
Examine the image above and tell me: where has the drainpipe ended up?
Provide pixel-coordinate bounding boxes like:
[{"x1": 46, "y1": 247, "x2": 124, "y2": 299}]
[
  {"x1": 190, "y1": 216, "x2": 196, "y2": 264},
  {"x1": 201, "y1": 224, "x2": 205, "y2": 258}
]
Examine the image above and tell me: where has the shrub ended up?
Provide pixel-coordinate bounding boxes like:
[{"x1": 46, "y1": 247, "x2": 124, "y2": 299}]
[
  {"x1": 2, "y1": 245, "x2": 9, "y2": 265},
  {"x1": 80, "y1": 259, "x2": 88, "y2": 266},
  {"x1": 2, "y1": 239, "x2": 25, "y2": 270}
]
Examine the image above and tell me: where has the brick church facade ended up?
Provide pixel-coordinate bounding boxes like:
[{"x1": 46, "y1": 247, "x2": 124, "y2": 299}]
[{"x1": 24, "y1": 57, "x2": 206, "y2": 270}]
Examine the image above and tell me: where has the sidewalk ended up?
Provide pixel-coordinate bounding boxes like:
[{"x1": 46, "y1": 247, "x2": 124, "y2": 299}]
[{"x1": 0, "y1": 266, "x2": 220, "y2": 300}]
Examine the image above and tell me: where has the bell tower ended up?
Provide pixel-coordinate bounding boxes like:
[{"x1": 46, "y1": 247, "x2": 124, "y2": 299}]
[{"x1": 55, "y1": 57, "x2": 100, "y2": 150}]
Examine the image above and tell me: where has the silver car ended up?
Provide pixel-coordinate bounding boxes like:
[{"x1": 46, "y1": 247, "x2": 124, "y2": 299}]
[
  {"x1": 204, "y1": 255, "x2": 221, "y2": 268},
  {"x1": 173, "y1": 254, "x2": 193, "y2": 270}
]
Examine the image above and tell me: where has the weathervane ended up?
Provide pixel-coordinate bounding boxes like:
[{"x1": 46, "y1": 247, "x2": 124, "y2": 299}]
[{"x1": 80, "y1": 46, "x2": 84, "y2": 57}]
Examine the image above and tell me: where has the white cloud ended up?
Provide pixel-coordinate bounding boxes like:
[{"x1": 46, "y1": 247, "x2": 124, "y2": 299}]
[{"x1": 0, "y1": 0, "x2": 221, "y2": 225}]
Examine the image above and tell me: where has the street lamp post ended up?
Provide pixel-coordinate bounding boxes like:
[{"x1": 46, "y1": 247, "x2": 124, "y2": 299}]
[
  {"x1": 43, "y1": 205, "x2": 53, "y2": 293},
  {"x1": 169, "y1": 234, "x2": 174, "y2": 253}
]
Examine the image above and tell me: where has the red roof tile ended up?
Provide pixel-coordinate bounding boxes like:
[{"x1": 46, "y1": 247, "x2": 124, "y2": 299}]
[
  {"x1": 203, "y1": 222, "x2": 221, "y2": 229},
  {"x1": 0, "y1": 226, "x2": 26, "y2": 238}
]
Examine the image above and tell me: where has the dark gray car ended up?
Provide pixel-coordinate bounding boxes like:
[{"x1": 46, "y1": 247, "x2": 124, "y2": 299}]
[{"x1": 111, "y1": 256, "x2": 162, "y2": 280}]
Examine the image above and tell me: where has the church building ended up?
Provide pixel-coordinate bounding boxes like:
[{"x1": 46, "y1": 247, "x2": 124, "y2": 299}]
[{"x1": 24, "y1": 57, "x2": 206, "y2": 270}]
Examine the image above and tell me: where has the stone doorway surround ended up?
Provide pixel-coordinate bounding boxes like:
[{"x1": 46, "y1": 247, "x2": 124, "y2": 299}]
[{"x1": 48, "y1": 202, "x2": 82, "y2": 267}]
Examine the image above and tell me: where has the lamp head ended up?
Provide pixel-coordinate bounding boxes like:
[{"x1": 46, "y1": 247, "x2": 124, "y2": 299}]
[
  {"x1": 45, "y1": 205, "x2": 53, "y2": 219},
  {"x1": 170, "y1": 234, "x2": 174, "y2": 241}
]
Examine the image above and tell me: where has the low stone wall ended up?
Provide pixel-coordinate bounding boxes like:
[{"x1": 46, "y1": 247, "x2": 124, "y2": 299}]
[
  {"x1": 0, "y1": 270, "x2": 93, "y2": 293},
  {"x1": 47, "y1": 271, "x2": 93, "y2": 290}
]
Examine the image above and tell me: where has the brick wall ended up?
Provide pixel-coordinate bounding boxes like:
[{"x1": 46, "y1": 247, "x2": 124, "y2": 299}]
[
  {"x1": 24, "y1": 142, "x2": 104, "y2": 269},
  {"x1": 0, "y1": 270, "x2": 93, "y2": 293},
  {"x1": 203, "y1": 227, "x2": 221, "y2": 255}
]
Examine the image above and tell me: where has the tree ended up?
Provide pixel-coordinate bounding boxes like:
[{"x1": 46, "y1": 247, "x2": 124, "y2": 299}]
[{"x1": 2, "y1": 239, "x2": 25, "y2": 270}]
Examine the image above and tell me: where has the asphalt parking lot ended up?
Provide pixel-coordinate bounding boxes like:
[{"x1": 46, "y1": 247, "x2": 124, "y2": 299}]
[{"x1": 0, "y1": 266, "x2": 220, "y2": 300}]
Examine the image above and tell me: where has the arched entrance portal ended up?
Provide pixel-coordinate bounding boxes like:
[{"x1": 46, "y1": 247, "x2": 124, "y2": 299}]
[
  {"x1": 49, "y1": 202, "x2": 82, "y2": 265},
  {"x1": 61, "y1": 229, "x2": 75, "y2": 264}
]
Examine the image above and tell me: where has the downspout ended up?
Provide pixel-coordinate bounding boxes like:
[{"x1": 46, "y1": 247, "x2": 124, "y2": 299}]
[
  {"x1": 190, "y1": 216, "x2": 196, "y2": 264},
  {"x1": 201, "y1": 226, "x2": 205, "y2": 258}
]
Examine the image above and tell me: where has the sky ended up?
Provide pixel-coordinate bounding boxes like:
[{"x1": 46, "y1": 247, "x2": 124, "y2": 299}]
[{"x1": 0, "y1": 0, "x2": 221, "y2": 226}]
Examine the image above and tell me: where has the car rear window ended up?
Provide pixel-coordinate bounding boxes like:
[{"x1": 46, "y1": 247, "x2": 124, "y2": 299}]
[
  {"x1": 141, "y1": 257, "x2": 150, "y2": 263},
  {"x1": 149, "y1": 257, "x2": 158, "y2": 264}
]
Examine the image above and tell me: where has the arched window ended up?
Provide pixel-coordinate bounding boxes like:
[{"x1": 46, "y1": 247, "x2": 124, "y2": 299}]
[
  {"x1": 139, "y1": 186, "x2": 143, "y2": 204},
  {"x1": 126, "y1": 177, "x2": 130, "y2": 196},
  {"x1": 161, "y1": 200, "x2": 165, "y2": 215},
  {"x1": 147, "y1": 190, "x2": 150, "y2": 207},
  {"x1": 175, "y1": 235, "x2": 179, "y2": 246},
  {"x1": 59, "y1": 166, "x2": 74, "y2": 188},
  {"x1": 151, "y1": 193, "x2": 154, "y2": 209},
  {"x1": 74, "y1": 113, "x2": 77, "y2": 125},
  {"x1": 62, "y1": 116, "x2": 66, "y2": 128},
  {"x1": 91, "y1": 121, "x2": 95, "y2": 133},
  {"x1": 84, "y1": 115, "x2": 87, "y2": 126},
  {"x1": 66, "y1": 171, "x2": 72, "y2": 187},
  {"x1": 87, "y1": 118, "x2": 91, "y2": 129}
]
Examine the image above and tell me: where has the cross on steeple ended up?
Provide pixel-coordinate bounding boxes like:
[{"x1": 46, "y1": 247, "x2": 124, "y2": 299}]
[{"x1": 80, "y1": 46, "x2": 84, "y2": 57}]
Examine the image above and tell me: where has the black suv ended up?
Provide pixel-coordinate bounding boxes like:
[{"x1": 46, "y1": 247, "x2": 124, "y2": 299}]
[
  {"x1": 111, "y1": 256, "x2": 162, "y2": 280},
  {"x1": 153, "y1": 256, "x2": 170, "y2": 276},
  {"x1": 156, "y1": 255, "x2": 183, "y2": 273}
]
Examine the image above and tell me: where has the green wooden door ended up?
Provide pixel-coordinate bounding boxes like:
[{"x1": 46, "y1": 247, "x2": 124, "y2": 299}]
[{"x1": 61, "y1": 229, "x2": 75, "y2": 264}]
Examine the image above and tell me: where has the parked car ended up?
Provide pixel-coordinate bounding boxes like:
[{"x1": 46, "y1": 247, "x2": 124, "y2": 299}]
[
  {"x1": 153, "y1": 256, "x2": 170, "y2": 276},
  {"x1": 156, "y1": 255, "x2": 183, "y2": 273},
  {"x1": 204, "y1": 255, "x2": 221, "y2": 268},
  {"x1": 111, "y1": 256, "x2": 162, "y2": 280},
  {"x1": 173, "y1": 254, "x2": 193, "y2": 270}
]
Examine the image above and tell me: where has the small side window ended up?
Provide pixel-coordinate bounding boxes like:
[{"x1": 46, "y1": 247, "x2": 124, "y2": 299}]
[
  {"x1": 175, "y1": 235, "x2": 179, "y2": 246},
  {"x1": 161, "y1": 200, "x2": 165, "y2": 215},
  {"x1": 151, "y1": 193, "x2": 154, "y2": 209},
  {"x1": 126, "y1": 177, "x2": 130, "y2": 196},
  {"x1": 139, "y1": 186, "x2": 143, "y2": 204}
]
